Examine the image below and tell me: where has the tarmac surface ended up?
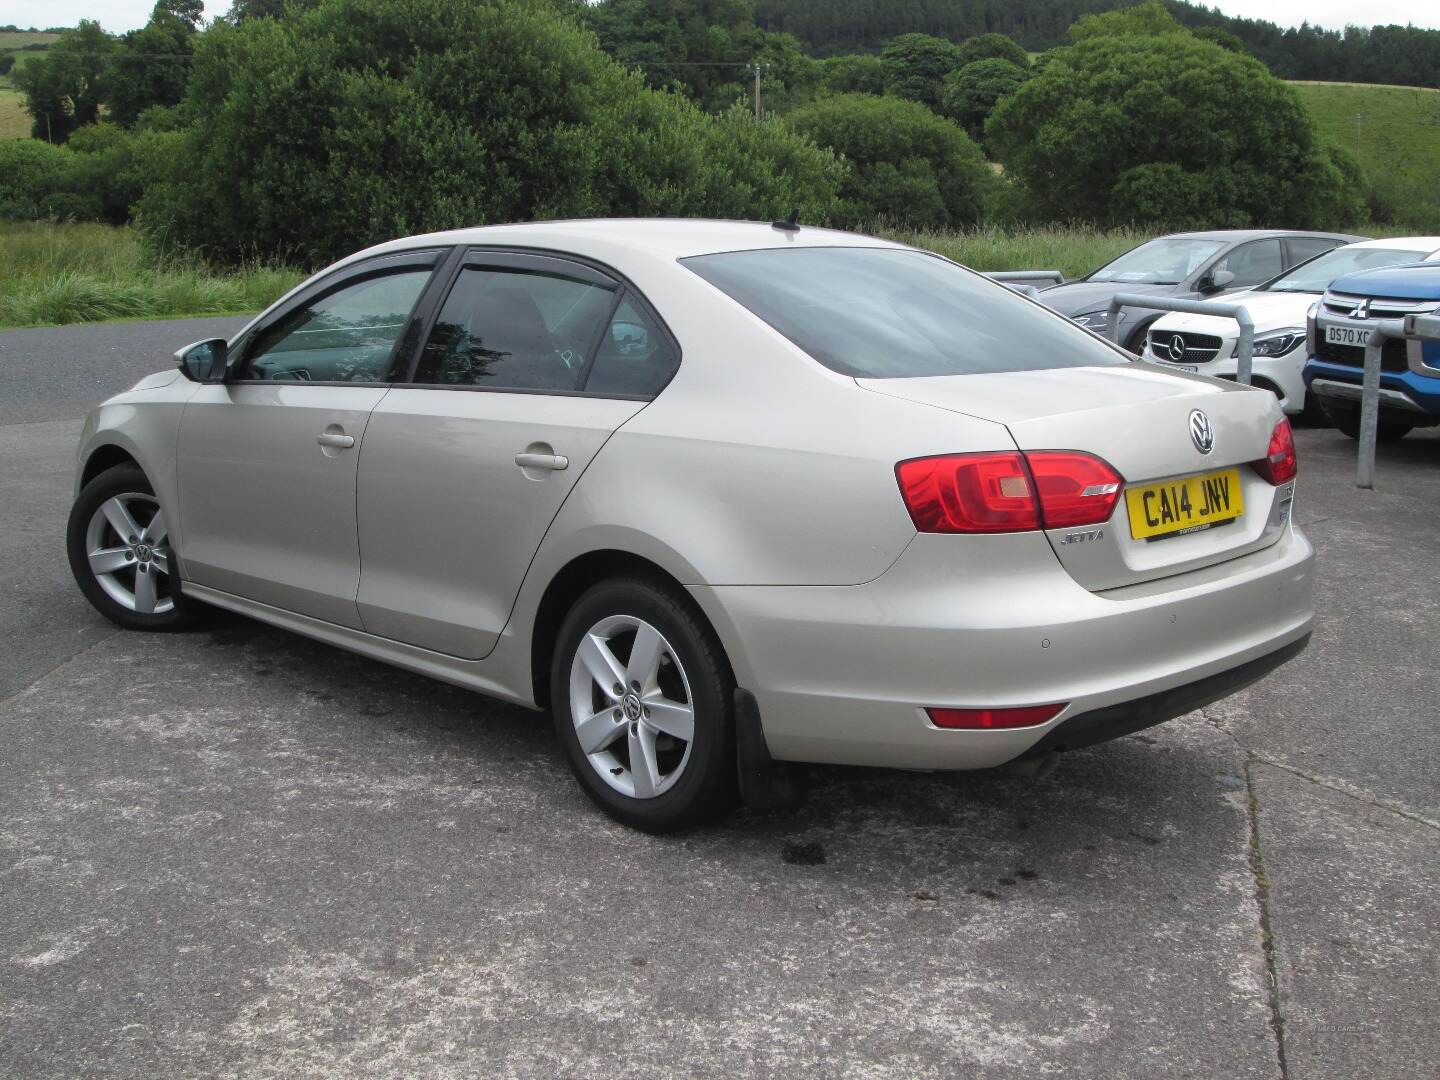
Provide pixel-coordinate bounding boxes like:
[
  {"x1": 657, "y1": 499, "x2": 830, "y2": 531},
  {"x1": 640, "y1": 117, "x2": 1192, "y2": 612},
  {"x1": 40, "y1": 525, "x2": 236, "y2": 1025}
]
[{"x1": 1, "y1": 316, "x2": 1436, "y2": 1078}]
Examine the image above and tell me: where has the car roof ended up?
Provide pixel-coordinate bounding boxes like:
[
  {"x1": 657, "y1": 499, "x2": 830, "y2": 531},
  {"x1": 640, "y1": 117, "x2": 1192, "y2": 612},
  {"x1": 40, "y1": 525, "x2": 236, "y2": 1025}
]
[
  {"x1": 1160, "y1": 229, "x2": 1366, "y2": 243},
  {"x1": 358, "y1": 218, "x2": 909, "y2": 265},
  {"x1": 1345, "y1": 236, "x2": 1440, "y2": 252}
]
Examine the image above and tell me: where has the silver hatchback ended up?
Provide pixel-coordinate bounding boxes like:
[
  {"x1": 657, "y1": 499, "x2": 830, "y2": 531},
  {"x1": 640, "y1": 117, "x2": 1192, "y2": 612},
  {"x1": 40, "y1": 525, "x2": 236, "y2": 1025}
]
[{"x1": 67, "y1": 220, "x2": 1314, "y2": 831}]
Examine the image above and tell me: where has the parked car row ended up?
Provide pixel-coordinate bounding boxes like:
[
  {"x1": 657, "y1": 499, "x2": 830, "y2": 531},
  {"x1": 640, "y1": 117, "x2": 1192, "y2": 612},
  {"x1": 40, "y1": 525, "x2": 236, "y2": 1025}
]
[{"x1": 1042, "y1": 231, "x2": 1440, "y2": 440}]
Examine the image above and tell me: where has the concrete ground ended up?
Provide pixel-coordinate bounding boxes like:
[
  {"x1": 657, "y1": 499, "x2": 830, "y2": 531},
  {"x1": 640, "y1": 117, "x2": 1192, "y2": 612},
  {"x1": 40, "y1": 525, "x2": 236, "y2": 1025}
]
[{"x1": 1, "y1": 317, "x2": 1436, "y2": 1079}]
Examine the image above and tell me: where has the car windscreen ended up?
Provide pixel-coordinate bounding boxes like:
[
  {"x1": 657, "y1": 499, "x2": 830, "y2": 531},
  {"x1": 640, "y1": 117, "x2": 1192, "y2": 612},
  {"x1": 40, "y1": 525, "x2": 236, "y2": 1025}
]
[
  {"x1": 1086, "y1": 238, "x2": 1225, "y2": 285},
  {"x1": 1260, "y1": 246, "x2": 1432, "y2": 294},
  {"x1": 682, "y1": 247, "x2": 1128, "y2": 379}
]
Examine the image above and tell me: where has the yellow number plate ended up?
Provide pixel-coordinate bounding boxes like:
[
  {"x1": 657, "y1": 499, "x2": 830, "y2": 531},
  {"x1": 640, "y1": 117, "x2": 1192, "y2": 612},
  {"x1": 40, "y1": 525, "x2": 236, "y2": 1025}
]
[{"x1": 1125, "y1": 468, "x2": 1244, "y2": 541}]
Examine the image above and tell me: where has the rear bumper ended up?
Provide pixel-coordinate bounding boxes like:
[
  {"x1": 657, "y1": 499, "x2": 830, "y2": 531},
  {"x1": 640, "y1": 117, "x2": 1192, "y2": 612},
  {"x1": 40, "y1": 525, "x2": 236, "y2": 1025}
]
[{"x1": 692, "y1": 526, "x2": 1314, "y2": 771}]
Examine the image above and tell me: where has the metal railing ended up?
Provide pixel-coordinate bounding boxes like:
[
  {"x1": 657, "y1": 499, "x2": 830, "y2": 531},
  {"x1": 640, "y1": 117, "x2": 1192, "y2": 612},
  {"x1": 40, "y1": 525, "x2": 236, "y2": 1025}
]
[
  {"x1": 1318, "y1": 313, "x2": 1440, "y2": 489},
  {"x1": 984, "y1": 270, "x2": 1066, "y2": 287},
  {"x1": 1105, "y1": 293, "x2": 1256, "y2": 384}
]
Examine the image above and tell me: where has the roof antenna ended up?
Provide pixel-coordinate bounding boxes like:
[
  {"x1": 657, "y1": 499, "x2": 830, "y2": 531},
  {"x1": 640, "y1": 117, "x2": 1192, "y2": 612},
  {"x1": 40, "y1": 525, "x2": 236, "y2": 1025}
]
[{"x1": 771, "y1": 208, "x2": 800, "y2": 232}]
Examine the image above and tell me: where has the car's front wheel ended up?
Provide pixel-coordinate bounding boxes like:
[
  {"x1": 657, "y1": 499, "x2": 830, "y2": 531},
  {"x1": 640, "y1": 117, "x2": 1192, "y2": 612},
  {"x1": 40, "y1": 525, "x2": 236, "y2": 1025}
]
[
  {"x1": 67, "y1": 463, "x2": 199, "y2": 631},
  {"x1": 551, "y1": 576, "x2": 736, "y2": 832}
]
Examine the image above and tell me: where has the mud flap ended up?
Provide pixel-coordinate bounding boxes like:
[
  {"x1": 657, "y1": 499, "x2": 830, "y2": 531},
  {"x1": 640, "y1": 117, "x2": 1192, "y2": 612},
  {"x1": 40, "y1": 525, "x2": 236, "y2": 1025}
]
[{"x1": 734, "y1": 687, "x2": 801, "y2": 811}]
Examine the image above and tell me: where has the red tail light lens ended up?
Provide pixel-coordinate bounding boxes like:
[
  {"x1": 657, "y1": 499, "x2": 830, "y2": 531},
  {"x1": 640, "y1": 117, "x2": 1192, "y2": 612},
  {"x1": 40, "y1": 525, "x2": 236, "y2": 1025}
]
[
  {"x1": 896, "y1": 451, "x2": 1122, "y2": 533},
  {"x1": 1025, "y1": 452, "x2": 1124, "y2": 529},
  {"x1": 927, "y1": 704, "x2": 1066, "y2": 730},
  {"x1": 1253, "y1": 418, "x2": 1297, "y2": 485},
  {"x1": 895, "y1": 452, "x2": 1039, "y2": 533}
]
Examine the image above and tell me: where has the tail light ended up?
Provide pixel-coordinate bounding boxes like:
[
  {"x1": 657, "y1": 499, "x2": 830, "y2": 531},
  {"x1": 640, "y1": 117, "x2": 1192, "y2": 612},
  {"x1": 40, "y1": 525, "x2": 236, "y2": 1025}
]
[
  {"x1": 1253, "y1": 418, "x2": 1297, "y2": 485},
  {"x1": 896, "y1": 451, "x2": 1122, "y2": 534},
  {"x1": 927, "y1": 704, "x2": 1066, "y2": 730}
]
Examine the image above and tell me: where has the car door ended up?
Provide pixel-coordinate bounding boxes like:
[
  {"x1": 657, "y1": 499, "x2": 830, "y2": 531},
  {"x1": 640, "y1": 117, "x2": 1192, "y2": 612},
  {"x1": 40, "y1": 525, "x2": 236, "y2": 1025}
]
[
  {"x1": 1284, "y1": 236, "x2": 1343, "y2": 269},
  {"x1": 354, "y1": 250, "x2": 680, "y2": 658},
  {"x1": 1205, "y1": 238, "x2": 1284, "y2": 293},
  {"x1": 176, "y1": 250, "x2": 442, "y2": 627}
]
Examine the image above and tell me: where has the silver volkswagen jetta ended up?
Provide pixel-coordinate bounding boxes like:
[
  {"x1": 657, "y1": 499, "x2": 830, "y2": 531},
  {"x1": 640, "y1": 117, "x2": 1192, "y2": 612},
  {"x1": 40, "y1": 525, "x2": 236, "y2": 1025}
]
[{"x1": 67, "y1": 220, "x2": 1314, "y2": 831}]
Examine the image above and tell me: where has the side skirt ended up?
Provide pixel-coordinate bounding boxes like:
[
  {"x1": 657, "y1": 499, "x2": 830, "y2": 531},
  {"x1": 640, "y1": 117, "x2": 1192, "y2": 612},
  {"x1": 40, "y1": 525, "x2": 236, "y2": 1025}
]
[{"x1": 184, "y1": 582, "x2": 536, "y2": 708}]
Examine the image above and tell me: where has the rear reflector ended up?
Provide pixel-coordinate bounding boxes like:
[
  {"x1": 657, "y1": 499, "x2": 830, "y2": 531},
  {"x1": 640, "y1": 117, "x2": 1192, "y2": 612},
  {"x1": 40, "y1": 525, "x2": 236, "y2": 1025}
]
[
  {"x1": 896, "y1": 451, "x2": 1122, "y2": 533},
  {"x1": 1252, "y1": 418, "x2": 1297, "y2": 485},
  {"x1": 927, "y1": 704, "x2": 1066, "y2": 730}
]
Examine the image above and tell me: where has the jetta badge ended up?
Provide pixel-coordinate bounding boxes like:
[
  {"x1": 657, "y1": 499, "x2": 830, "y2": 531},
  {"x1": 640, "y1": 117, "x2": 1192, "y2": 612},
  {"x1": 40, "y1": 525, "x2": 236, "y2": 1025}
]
[{"x1": 1189, "y1": 409, "x2": 1214, "y2": 454}]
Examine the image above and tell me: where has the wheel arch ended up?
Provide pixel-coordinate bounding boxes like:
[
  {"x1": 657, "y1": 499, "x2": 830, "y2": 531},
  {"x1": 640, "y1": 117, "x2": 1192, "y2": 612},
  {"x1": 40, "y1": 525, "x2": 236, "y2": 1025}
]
[
  {"x1": 80, "y1": 443, "x2": 142, "y2": 489},
  {"x1": 528, "y1": 548, "x2": 738, "y2": 710}
]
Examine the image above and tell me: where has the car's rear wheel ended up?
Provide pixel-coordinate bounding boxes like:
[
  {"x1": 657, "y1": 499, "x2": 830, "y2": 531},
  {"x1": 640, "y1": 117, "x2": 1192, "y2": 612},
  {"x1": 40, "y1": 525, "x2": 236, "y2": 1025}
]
[
  {"x1": 1319, "y1": 399, "x2": 1414, "y2": 442},
  {"x1": 550, "y1": 576, "x2": 735, "y2": 832},
  {"x1": 67, "y1": 463, "x2": 199, "y2": 631}
]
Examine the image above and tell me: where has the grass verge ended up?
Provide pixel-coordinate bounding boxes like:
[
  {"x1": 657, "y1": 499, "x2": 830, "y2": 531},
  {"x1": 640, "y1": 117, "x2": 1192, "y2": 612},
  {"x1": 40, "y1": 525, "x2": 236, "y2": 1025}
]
[{"x1": 0, "y1": 222, "x2": 307, "y2": 329}]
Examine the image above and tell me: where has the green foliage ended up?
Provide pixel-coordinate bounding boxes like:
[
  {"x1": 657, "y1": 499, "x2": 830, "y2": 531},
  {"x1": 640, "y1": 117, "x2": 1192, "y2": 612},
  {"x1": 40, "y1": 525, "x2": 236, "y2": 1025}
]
[
  {"x1": 0, "y1": 222, "x2": 304, "y2": 328},
  {"x1": 139, "y1": 0, "x2": 844, "y2": 265},
  {"x1": 879, "y1": 222, "x2": 1154, "y2": 279},
  {"x1": 955, "y1": 33, "x2": 1029, "y2": 70},
  {"x1": 986, "y1": 35, "x2": 1366, "y2": 229},
  {"x1": 0, "y1": 139, "x2": 73, "y2": 217},
  {"x1": 107, "y1": 2, "x2": 198, "y2": 128},
  {"x1": 940, "y1": 58, "x2": 1027, "y2": 144},
  {"x1": 11, "y1": 20, "x2": 116, "y2": 142},
  {"x1": 1193, "y1": 26, "x2": 1245, "y2": 53},
  {"x1": 0, "y1": 54, "x2": 15, "y2": 76},
  {"x1": 818, "y1": 53, "x2": 884, "y2": 95},
  {"x1": 786, "y1": 93, "x2": 993, "y2": 230},
  {"x1": 879, "y1": 32, "x2": 961, "y2": 109},
  {"x1": 1068, "y1": 1, "x2": 1184, "y2": 42}
]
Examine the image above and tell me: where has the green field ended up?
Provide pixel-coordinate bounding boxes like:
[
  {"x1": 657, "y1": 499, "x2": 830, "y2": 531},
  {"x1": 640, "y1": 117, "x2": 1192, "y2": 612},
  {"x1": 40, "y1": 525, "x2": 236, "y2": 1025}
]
[
  {"x1": 0, "y1": 31, "x2": 61, "y2": 49},
  {"x1": 0, "y1": 86, "x2": 27, "y2": 138}
]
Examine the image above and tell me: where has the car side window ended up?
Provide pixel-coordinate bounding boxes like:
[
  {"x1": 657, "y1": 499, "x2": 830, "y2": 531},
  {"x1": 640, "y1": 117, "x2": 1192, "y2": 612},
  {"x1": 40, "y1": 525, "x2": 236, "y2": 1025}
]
[
  {"x1": 237, "y1": 270, "x2": 432, "y2": 383},
  {"x1": 414, "y1": 267, "x2": 618, "y2": 391},
  {"x1": 583, "y1": 298, "x2": 679, "y2": 398},
  {"x1": 1213, "y1": 240, "x2": 1283, "y2": 288},
  {"x1": 1287, "y1": 237, "x2": 1340, "y2": 266}
]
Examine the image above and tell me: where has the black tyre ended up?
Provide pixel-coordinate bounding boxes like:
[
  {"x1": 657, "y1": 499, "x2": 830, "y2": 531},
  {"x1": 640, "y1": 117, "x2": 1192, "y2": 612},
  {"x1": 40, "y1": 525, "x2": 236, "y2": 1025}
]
[
  {"x1": 550, "y1": 576, "x2": 736, "y2": 832},
  {"x1": 1318, "y1": 399, "x2": 1413, "y2": 442},
  {"x1": 66, "y1": 463, "x2": 200, "y2": 631}
]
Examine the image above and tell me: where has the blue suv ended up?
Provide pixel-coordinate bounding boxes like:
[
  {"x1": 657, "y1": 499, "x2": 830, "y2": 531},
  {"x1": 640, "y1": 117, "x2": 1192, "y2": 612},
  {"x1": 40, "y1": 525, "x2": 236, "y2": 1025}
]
[{"x1": 1304, "y1": 263, "x2": 1440, "y2": 441}]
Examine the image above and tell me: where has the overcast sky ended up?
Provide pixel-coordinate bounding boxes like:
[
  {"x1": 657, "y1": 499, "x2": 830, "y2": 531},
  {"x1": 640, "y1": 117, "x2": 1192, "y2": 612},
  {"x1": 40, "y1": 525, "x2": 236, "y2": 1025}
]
[{"x1": 9, "y1": 0, "x2": 1439, "y2": 37}]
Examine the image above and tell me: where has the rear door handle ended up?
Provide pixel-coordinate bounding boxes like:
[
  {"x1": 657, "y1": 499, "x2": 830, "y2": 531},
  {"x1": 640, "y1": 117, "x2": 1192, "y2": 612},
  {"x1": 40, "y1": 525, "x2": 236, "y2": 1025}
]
[
  {"x1": 514, "y1": 452, "x2": 569, "y2": 471},
  {"x1": 316, "y1": 432, "x2": 356, "y2": 449}
]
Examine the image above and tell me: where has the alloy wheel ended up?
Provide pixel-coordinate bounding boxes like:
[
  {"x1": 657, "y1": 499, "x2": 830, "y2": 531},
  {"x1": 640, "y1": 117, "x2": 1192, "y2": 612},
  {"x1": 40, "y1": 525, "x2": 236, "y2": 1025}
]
[
  {"x1": 83, "y1": 493, "x2": 175, "y2": 615},
  {"x1": 568, "y1": 614, "x2": 695, "y2": 799}
]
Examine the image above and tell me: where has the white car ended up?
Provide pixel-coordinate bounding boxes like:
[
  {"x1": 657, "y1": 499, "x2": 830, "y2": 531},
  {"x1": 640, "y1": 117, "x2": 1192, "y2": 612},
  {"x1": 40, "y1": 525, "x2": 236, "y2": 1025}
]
[
  {"x1": 1141, "y1": 237, "x2": 1440, "y2": 417},
  {"x1": 66, "y1": 219, "x2": 1314, "y2": 831}
]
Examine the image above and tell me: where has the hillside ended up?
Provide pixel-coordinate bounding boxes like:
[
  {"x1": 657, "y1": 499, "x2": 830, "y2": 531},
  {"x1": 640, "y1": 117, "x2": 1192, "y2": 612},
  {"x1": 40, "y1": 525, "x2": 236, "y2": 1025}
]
[
  {"x1": 0, "y1": 31, "x2": 58, "y2": 140},
  {"x1": 1291, "y1": 81, "x2": 1440, "y2": 195}
]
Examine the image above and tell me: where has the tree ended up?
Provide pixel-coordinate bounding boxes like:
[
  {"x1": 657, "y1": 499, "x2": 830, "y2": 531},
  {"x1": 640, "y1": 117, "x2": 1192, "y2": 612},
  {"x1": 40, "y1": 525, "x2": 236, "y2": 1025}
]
[
  {"x1": 1068, "y1": 2, "x2": 1185, "y2": 42},
  {"x1": 879, "y1": 33, "x2": 961, "y2": 110},
  {"x1": 785, "y1": 93, "x2": 993, "y2": 229},
  {"x1": 819, "y1": 53, "x2": 884, "y2": 95},
  {"x1": 955, "y1": 33, "x2": 1029, "y2": 70},
  {"x1": 13, "y1": 21, "x2": 117, "y2": 143},
  {"x1": 940, "y1": 58, "x2": 1027, "y2": 144},
  {"x1": 1193, "y1": 26, "x2": 1246, "y2": 53},
  {"x1": 139, "y1": 0, "x2": 844, "y2": 264},
  {"x1": 106, "y1": 2, "x2": 199, "y2": 128},
  {"x1": 986, "y1": 34, "x2": 1365, "y2": 229},
  {"x1": 0, "y1": 55, "x2": 14, "y2": 76}
]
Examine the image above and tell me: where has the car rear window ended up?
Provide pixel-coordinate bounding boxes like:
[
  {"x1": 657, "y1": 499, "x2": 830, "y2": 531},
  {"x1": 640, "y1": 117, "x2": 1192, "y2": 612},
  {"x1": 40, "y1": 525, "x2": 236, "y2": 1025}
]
[{"x1": 683, "y1": 246, "x2": 1127, "y2": 379}]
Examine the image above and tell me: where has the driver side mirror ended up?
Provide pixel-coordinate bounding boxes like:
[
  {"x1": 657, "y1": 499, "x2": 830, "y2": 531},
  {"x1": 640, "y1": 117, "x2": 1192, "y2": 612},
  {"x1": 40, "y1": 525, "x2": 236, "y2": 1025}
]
[
  {"x1": 174, "y1": 338, "x2": 228, "y2": 383},
  {"x1": 1201, "y1": 269, "x2": 1236, "y2": 293}
]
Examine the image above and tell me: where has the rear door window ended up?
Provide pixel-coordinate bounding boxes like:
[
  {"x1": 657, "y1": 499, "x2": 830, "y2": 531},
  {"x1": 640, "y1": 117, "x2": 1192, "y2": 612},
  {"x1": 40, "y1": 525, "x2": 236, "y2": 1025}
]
[
  {"x1": 414, "y1": 266, "x2": 617, "y2": 391},
  {"x1": 684, "y1": 247, "x2": 1126, "y2": 379}
]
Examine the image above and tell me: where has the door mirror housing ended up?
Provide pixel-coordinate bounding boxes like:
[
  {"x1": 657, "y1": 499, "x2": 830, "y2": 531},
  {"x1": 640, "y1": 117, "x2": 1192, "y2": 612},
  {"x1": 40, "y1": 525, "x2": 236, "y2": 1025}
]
[
  {"x1": 1201, "y1": 268, "x2": 1236, "y2": 293},
  {"x1": 174, "y1": 338, "x2": 228, "y2": 382}
]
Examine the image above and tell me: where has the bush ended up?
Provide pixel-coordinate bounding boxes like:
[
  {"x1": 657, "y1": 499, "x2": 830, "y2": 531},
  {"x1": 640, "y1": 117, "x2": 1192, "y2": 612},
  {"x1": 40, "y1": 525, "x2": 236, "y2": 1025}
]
[
  {"x1": 986, "y1": 35, "x2": 1367, "y2": 229},
  {"x1": 0, "y1": 54, "x2": 15, "y2": 76},
  {"x1": 139, "y1": 0, "x2": 844, "y2": 265},
  {"x1": 786, "y1": 93, "x2": 994, "y2": 230},
  {"x1": 940, "y1": 58, "x2": 1028, "y2": 144},
  {"x1": 879, "y1": 33, "x2": 961, "y2": 110},
  {"x1": 819, "y1": 53, "x2": 885, "y2": 95},
  {"x1": 0, "y1": 139, "x2": 75, "y2": 219},
  {"x1": 955, "y1": 33, "x2": 1029, "y2": 70}
]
